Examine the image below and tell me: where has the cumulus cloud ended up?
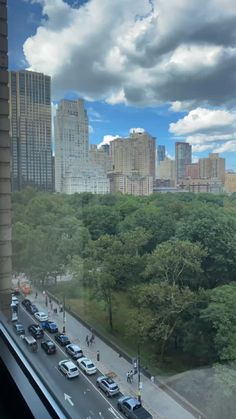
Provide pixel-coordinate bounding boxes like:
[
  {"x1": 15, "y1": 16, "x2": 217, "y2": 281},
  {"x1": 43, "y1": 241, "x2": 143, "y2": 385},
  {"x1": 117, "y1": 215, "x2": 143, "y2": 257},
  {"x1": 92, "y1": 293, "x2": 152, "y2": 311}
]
[
  {"x1": 170, "y1": 107, "x2": 236, "y2": 154},
  {"x1": 97, "y1": 134, "x2": 119, "y2": 148},
  {"x1": 23, "y1": 0, "x2": 236, "y2": 107}
]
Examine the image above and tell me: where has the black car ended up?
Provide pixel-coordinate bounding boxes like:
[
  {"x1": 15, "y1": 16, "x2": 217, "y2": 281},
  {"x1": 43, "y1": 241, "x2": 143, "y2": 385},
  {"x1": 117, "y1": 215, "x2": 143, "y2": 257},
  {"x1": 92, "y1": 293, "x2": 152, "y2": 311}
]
[
  {"x1": 27, "y1": 304, "x2": 38, "y2": 315},
  {"x1": 22, "y1": 299, "x2": 31, "y2": 308},
  {"x1": 55, "y1": 333, "x2": 71, "y2": 347},
  {"x1": 13, "y1": 323, "x2": 25, "y2": 335},
  {"x1": 41, "y1": 339, "x2": 56, "y2": 354},
  {"x1": 28, "y1": 324, "x2": 44, "y2": 339}
]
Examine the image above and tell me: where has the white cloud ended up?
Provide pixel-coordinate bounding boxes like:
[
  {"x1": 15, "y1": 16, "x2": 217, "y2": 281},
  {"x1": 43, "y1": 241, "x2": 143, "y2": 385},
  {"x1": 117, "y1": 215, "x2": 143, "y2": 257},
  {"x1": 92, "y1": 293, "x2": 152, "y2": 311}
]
[
  {"x1": 170, "y1": 107, "x2": 236, "y2": 154},
  {"x1": 169, "y1": 108, "x2": 236, "y2": 136},
  {"x1": 23, "y1": 0, "x2": 236, "y2": 107},
  {"x1": 97, "y1": 134, "x2": 120, "y2": 148}
]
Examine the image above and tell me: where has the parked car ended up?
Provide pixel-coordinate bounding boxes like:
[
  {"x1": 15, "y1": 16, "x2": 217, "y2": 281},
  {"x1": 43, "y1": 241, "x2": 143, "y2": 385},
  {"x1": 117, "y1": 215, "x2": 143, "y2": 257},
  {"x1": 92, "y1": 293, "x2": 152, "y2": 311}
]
[
  {"x1": 34, "y1": 312, "x2": 48, "y2": 322},
  {"x1": 117, "y1": 396, "x2": 153, "y2": 419},
  {"x1": 13, "y1": 323, "x2": 25, "y2": 335},
  {"x1": 65, "y1": 343, "x2": 83, "y2": 360},
  {"x1": 28, "y1": 324, "x2": 44, "y2": 339},
  {"x1": 44, "y1": 321, "x2": 58, "y2": 333},
  {"x1": 58, "y1": 360, "x2": 79, "y2": 378},
  {"x1": 27, "y1": 304, "x2": 39, "y2": 315},
  {"x1": 55, "y1": 333, "x2": 71, "y2": 347},
  {"x1": 77, "y1": 357, "x2": 97, "y2": 375},
  {"x1": 41, "y1": 339, "x2": 56, "y2": 354},
  {"x1": 23, "y1": 335, "x2": 38, "y2": 352},
  {"x1": 96, "y1": 375, "x2": 120, "y2": 397},
  {"x1": 22, "y1": 299, "x2": 31, "y2": 308}
]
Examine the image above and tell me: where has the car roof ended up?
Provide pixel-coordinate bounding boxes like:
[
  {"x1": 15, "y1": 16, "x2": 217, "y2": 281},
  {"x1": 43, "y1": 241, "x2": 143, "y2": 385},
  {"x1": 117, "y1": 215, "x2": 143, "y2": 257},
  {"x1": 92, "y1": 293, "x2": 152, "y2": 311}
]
[
  {"x1": 67, "y1": 344, "x2": 81, "y2": 350},
  {"x1": 61, "y1": 360, "x2": 76, "y2": 368},
  {"x1": 24, "y1": 335, "x2": 37, "y2": 344}
]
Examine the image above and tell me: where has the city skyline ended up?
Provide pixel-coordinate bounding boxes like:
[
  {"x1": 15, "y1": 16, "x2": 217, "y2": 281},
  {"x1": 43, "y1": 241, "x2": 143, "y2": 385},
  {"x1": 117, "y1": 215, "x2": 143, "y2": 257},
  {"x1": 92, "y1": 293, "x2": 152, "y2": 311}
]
[{"x1": 8, "y1": 0, "x2": 236, "y2": 171}]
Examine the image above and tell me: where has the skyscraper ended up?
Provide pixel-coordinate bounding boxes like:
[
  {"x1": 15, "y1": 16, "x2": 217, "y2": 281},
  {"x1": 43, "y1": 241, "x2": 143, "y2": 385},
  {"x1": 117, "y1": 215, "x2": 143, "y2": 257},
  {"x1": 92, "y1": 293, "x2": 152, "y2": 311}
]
[
  {"x1": 55, "y1": 99, "x2": 89, "y2": 192},
  {"x1": 157, "y1": 145, "x2": 166, "y2": 164},
  {"x1": 199, "y1": 153, "x2": 225, "y2": 183},
  {"x1": 175, "y1": 142, "x2": 192, "y2": 182},
  {"x1": 9, "y1": 70, "x2": 53, "y2": 191},
  {"x1": 109, "y1": 130, "x2": 156, "y2": 195},
  {"x1": 55, "y1": 99, "x2": 109, "y2": 194},
  {"x1": 0, "y1": 0, "x2": 12, "y2": 301}
]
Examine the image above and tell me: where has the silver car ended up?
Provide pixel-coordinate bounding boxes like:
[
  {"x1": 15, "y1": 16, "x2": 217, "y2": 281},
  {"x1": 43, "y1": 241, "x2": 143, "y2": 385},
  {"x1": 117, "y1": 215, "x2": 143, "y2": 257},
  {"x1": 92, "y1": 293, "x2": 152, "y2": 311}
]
[
  {"x1": 65, "y1": 343, "x2": 83, "y2": 360},
  {"x1": 96, "y1": 375, "x2": 119, "y2": 397}
]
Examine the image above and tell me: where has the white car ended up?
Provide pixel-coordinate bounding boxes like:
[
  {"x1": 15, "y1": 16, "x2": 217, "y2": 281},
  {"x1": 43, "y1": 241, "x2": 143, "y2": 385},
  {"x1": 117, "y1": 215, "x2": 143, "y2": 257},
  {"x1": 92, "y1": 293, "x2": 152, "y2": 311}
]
[
  {"x1": 34, "y1": 311, "x2": 48, "y2": 322},
  {"x1": 58, "y1": 359, "x2": 79, "y2": 378},
  {"x1": 77, "y1": 357, "x2": 97, "y2": 375}
]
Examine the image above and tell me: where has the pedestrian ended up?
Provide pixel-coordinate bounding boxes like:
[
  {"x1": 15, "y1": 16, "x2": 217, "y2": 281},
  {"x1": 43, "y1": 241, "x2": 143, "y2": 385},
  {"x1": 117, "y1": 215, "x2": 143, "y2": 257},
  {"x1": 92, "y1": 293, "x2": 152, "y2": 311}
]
[
  {"x1": 129, "y1": 370, "x2": 134, "y2": 383},
  {"x1": 35, "y1": 291, "x2": 38, "y2": 299},
  {"x1": 96, "y1": 350, "x2": 100, "y2": 362},
  {"x1": 126, "y1": 371, "x2": 130, "y2": 383},
  {"x1": 45, "y1": 296, "x2": 48, "y2": 307},
  {"x1": 86, "y1": 335, "x2": 89, "y2": 347},
  {"x1": 91, "y1": 333, "x2": 95, "y2": 343},
  {"x1": 59, "y1": 303, "x2": 63, "y2": 313}
]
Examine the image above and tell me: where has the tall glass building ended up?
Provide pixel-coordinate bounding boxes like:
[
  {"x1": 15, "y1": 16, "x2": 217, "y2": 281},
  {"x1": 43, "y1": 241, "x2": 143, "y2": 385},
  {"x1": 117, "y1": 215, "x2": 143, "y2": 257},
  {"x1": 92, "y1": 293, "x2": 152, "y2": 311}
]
[
  {"x1": 9, "y1": 70, "x2": 53, "y2": 191},
  {"x1": 175, "y1": 142, "x2": 192, "y2": 182}
]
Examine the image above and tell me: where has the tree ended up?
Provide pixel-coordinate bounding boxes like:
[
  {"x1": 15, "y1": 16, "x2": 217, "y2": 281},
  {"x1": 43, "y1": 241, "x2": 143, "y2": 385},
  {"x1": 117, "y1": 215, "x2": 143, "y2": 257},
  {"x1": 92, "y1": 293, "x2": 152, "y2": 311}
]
[
  {"x1": 127, "y1": 282, "x2": 197, "y2": 363},
  {"x1": 176, "y1": 206, "x2": 236, "y2": 286},
  {"x1": 145, "y1": 239, "x2": 207, "y2": 289},
  {"x1": 201, "y1": 283, "x2": 236, "y2": 362}
]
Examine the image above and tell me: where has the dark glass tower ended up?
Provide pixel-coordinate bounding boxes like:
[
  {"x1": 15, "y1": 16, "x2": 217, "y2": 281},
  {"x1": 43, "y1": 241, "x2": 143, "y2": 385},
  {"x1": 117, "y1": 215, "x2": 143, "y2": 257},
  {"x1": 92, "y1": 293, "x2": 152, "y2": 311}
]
[
  {"x1": 9, "y1": 70, "x2": 53, "y2": 191},
  {"x1": 175, "y1": 142, "x2": 192, "y2": 182}
]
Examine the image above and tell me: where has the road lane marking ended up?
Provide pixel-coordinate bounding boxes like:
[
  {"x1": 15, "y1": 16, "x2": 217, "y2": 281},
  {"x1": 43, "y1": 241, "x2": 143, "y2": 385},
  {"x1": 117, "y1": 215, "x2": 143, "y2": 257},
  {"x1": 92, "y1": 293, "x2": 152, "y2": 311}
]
[
  {"x1": 108, "y1": 407, "x2": 120, "y2": 418},
  {"x1": 64, "y1": 393, "x2": 74, "y2": 406}
]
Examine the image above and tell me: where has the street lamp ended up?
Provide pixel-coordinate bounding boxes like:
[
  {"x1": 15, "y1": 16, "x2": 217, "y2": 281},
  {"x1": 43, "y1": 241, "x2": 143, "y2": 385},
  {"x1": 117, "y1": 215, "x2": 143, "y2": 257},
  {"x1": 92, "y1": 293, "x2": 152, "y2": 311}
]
[
  {"x1": 62, "y1": 294, "x2": 66, "y2": 333},
  {"x1": 137, "y1": 341, "x2": 141, "y2": 402}
]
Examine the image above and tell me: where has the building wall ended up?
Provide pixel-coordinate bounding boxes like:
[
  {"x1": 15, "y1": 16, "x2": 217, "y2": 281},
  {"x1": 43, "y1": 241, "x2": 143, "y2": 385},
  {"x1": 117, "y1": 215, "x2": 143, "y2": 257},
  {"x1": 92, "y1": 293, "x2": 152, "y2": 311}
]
[
  {"x1": 9, "y1": 70, "x2": 53, "y2": 191},
  {"x1": 224, "y1": 172, "x2": 236, "y2": 193},
  {"x1": 158, "y1": 157, "x2": 176, "y2": 183},
  {"x1": 89, "y1": 144, "x2": 112, "y2": 174},
  {"x1": 186, "y1": 163, "x2": 200, "y2": 179},
  {"x1": 110, "y1": 131, "x2": 156, "y2": 178},
  {"x1": 199, "y1": 153, "x2": 225, "y2": 183},
  {"x1": 55, "y1": 99, "x2": 88, "y2": 192},
  {"x1": 108, "y1": 172, "x2": 153, "y2": 195},
  {"x1": 0, "y1": 0, "x2": 12, "y2": 301},
  {"x1": 179, "y1": 178, "x2": 223, "y2": 193},
  {"x1": 109, "y1": 131, "x2": 155, "y2": 195},
  {"x1": 175, "y1": 142, "x2": 192, "y2": 182}
]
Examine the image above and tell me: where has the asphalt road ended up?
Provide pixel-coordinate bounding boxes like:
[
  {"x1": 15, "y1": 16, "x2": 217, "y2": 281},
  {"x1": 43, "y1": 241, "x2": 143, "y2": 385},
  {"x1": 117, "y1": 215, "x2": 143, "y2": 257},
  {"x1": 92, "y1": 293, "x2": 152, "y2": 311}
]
[{"x1": 11, "y1": 303, "x2": 125, "y2": 419}]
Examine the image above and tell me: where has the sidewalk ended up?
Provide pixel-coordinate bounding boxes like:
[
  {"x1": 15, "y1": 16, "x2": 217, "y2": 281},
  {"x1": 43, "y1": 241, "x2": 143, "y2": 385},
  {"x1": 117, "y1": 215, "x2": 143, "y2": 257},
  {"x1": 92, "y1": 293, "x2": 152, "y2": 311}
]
[{"x1": 30, "y1": 291, "x2": 196, "y2": 419}]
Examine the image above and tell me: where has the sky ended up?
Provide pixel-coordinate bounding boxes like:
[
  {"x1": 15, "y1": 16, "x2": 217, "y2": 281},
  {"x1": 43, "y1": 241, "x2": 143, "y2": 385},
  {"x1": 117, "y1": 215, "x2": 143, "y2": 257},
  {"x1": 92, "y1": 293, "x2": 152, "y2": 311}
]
[{"x1": 8, "y1": 0, "x2": 236, "y2": 170}]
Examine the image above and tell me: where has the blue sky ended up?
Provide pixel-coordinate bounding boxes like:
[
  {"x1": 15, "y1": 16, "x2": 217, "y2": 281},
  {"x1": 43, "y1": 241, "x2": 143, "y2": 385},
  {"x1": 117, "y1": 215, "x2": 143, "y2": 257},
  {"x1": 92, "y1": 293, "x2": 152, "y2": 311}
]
[{"x1": 8, "y1": 0, "x2": 236, "y2": 169}]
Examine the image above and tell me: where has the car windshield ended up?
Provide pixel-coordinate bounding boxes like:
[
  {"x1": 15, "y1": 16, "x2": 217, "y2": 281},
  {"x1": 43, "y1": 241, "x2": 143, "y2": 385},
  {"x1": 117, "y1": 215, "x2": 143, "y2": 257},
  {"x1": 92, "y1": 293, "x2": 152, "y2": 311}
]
[
  {"x1": 70, "y1": 367, "x2": 78, "y2": 372},
  {"x1": 87, "y1": 363, "x2": 94, "y2": 368}
]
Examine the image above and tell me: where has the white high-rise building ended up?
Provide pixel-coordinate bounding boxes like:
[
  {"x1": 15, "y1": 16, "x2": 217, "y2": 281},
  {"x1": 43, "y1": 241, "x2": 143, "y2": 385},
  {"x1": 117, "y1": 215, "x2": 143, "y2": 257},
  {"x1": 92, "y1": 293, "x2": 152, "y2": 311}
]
[
  {"x1": 55, "y1": 99, "x2": 109, "y2": 194},
  {"x1": 55, "y1": 99, "x2": 88, "y2": 192}
]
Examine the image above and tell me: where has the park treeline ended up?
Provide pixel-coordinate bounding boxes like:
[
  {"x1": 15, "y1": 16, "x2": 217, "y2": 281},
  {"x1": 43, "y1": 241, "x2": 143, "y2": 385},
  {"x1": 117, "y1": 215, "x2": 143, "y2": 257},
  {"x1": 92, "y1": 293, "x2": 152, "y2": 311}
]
[{"x1": 12, "y1": 188, "x2": 236, "y2": 366}]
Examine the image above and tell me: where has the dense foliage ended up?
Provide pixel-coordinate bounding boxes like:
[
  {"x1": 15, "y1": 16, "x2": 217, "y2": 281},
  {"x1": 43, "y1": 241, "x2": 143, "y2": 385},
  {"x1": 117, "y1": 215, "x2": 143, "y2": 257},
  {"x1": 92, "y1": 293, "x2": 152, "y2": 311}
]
[{"x1": 12, "y1": 188, "x2": 236, "y2": 366}]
